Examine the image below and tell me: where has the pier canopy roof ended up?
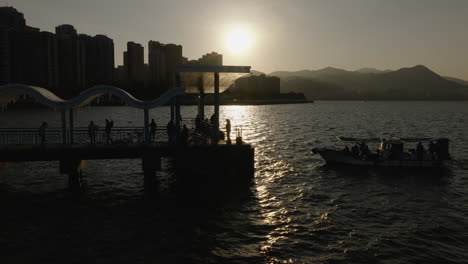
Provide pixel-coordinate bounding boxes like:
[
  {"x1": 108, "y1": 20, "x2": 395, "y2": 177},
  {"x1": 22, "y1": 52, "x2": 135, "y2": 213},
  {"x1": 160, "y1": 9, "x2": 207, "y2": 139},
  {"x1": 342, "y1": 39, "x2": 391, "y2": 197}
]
[
  {"x1": 0, "y1": 84, "x2": 185, "y2": 110},
  {"x1": 176, "y1": 65, "x2": 251, "y2": 94}
]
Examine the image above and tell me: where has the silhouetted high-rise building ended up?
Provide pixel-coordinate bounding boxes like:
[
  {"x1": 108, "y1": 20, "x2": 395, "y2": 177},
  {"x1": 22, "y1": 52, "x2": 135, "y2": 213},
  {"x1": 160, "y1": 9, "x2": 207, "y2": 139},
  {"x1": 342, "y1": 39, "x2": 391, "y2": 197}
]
[
  {"x1": 126, "y1": 42, "x2": 144, "y2": 81},
  {"x1": 4, "y1": 30, "x2": 59, "y2": 89},
  {"x1": 186, "y1": 52, "x2": 223, "y2": 66},
  {"x1": 80, "y1": 34, "x2": 114, "y2": 87},
  {"x1": 0, "y1": 27, "x2": 10, "y2": 84},
  {"x1": 164, "y1": 44, "x2": 183, "y2": 74},
  {"x1": 122, "y1": 51, "x2": 128, "y2": 80},
  {"x1": 0, "y1": 7, "x2": 58, "y2": 90},
  {"x1": 198, "y1": 52, "x2": 222, "y2": 66},
  {"x1": 55, "y1": 24, "x2": 77, "y2": 36},
  {"x1": 114, "y1": 66, "x2": 126, "y2": 81},
  {"x1": 147, "y1": 41, "x2": 182, "y2": 96},
  {"x1": 94, "y1": 35, "x2": 114, "y2": 84},
  {"x1": 1, "y1": 7, "x2": 116, "y2": 98},
  {"x1": 148, "y1": 41, "x2": 166, "y2": 89},
  {"x1": 0, "y1": 7, "x2": 26, "y2": 30},
  {"x1": 55, "y1": 24, "x2": 86, "y2": 98}
]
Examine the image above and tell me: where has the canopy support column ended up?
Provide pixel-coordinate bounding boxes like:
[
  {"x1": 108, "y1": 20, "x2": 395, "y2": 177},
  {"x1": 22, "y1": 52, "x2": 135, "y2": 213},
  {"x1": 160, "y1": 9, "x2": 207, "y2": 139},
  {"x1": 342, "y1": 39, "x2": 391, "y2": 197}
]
[
  {"x1": 144, "y1": 108, "x2": 149, "y2": 143},
  {"x1": 69, "y1": 109, "x2": 74, "y2": 144},
  {"x1": 175, "y1": 98, "x2": 181, "y2": 131},
  {"x1": 197, "y1": 76, "x2": 205, "y2": 119},
  {"x1": 61, "y1": 110, "x2": 67, "y2": 144},
  {"x1": 198, "y1": 92, "x2": 205, "y2": 120},
  {"x1": 170, "y1": 99, "x2": 175, "y2": 122},
  {"x1": 175, "y1": 73, "x2": 181, "y2": 129},
  {"x1": 214, "y1": 72, "x2": 220, "y2": 131}
]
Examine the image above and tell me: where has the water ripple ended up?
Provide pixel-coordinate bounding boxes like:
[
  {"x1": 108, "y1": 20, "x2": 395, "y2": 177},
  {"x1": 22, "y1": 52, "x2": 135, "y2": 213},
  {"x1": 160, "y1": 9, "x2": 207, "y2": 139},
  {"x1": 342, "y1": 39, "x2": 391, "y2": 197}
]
[{"x1": 1, "y1": 102, "x2": 468, "y2": 263}]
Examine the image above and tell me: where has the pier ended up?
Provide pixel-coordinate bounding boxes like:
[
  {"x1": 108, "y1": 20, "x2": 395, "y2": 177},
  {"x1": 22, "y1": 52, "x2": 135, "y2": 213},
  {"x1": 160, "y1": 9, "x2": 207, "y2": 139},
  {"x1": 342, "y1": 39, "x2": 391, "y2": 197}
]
[{"x1": 0, "y1": 65, "x2": 254, "y2": 195}]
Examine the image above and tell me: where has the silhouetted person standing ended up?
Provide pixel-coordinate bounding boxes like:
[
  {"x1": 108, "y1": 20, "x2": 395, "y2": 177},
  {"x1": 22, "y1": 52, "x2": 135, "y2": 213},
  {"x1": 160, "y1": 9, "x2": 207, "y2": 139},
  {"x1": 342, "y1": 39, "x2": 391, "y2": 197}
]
[
  {"x1": 88, "y1": 121, "x2": 97, "y2": 144},
  {"x1": 38, "y1": 122, "x2": 48, "y2": 145},
  {"x1": 225, "y1": 119, "x2": 231, "y2": 143},
  {"x1": 428, "y1": 141, "x2": 435, "y2": 160},
  {"x1": 417, "y1": 142, "x2": 425, "y2": 160},
  {"x1": 195, "y1": 115, "x2": 201, "y2": 130},
  {"x1": 351, "y1": 144, "x2": 359, "y2": 157},
  {"x1": 359, "y1": 142, "x2": 370, "y2": 158},
  {"x1": 167, "y1": 120, "x2": 175, "y2": 144},
  {"x1": 343, "y1": 145, "x2": 350, "y2": 154},
  {"x1": 210, "y1": 113, "x2": 216, "y2": 126},
  {"x1": 105, "y1": 119, "x2": 113, "y2": 144},
  {"x1": 181, "y1": 124, "x2": 189, "y2": 145},
  {"x1": 149, "y1": 119, "x2": 157, "y2": 142}
]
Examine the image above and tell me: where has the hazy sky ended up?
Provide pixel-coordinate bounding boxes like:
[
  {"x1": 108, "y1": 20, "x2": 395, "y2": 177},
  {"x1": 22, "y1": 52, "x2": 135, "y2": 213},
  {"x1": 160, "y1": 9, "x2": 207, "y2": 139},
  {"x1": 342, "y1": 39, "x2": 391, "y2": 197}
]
[{"x1": 9, "y1": 0, "x2": 468, "y2": 79}]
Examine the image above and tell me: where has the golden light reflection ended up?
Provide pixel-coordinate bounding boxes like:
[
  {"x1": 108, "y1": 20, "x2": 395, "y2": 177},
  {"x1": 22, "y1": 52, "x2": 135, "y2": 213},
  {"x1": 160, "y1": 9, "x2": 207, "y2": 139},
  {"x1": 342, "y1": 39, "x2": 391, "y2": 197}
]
[
  {"x1": 221, "y1": 105, "x2": 298, "y2": 259},
  {"x1": 254, "y1": 160, "x2": 297, "y2": 258},
  {"x1": 224, "y1": 105, "x2": 247, "y2": 119},
  {"x1": 221, "y1": 105, "x2": 252, "y2": 141}
]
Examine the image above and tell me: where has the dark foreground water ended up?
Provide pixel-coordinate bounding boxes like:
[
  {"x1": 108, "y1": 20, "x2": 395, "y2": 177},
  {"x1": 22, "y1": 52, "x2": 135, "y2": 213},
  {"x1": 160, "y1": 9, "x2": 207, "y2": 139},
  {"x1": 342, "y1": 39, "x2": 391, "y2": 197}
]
[{"x1": 1, "y1": 102, "x2": 468, "y2": 263}]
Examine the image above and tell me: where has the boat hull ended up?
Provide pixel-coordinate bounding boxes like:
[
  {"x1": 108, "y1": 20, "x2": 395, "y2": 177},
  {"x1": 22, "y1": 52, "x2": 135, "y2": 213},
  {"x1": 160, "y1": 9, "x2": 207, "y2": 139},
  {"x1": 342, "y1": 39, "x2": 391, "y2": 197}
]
[{"x1": 312, "y1": 148, "x2": 445, "y2": 168}]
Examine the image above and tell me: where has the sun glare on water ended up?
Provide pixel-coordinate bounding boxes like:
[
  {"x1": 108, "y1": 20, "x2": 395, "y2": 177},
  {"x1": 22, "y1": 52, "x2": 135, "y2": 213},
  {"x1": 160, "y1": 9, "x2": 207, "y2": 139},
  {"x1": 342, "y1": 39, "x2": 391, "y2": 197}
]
[{"x1": 225, "y1": 26, "x2": 254, "y2": 55}]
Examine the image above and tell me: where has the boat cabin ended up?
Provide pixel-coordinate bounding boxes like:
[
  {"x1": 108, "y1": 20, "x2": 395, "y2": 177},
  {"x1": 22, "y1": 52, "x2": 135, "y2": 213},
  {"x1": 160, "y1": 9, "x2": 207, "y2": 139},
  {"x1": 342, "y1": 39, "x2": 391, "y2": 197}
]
[{"x1": 379, "y1": 139, "x2": 403, "y2": 152}]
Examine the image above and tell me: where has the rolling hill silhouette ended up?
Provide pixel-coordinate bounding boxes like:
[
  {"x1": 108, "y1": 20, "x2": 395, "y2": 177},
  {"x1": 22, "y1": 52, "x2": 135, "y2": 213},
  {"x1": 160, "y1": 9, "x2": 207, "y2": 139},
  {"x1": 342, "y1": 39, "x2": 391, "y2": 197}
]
[
  {"x1": 445, "y1": 76, "x2": 468, "y2": 86},
  {"x1": 270, "y1": 65, "x2": 468, "y2": 100}
]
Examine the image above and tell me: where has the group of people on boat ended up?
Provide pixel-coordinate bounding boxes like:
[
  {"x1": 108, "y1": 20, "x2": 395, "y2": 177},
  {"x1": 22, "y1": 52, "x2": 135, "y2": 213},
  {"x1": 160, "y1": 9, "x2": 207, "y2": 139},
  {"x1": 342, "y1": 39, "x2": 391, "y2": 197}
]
[
  {"x1": 342, "y1": 142, "x2": 371, "y2": 159},
  {"x1": 340, "y1": 138, "x2": 450, "y2": 162},
  {"x1": 415, "y1": 141, "x2": 447, "y2": 161}
]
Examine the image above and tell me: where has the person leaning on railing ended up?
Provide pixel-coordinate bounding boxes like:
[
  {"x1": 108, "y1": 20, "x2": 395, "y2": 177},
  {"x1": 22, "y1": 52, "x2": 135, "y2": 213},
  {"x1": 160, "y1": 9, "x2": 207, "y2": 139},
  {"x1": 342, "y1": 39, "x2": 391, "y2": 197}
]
[
  {"x1": 38, "y1": 122, "x2": 48, "y2": 145},
  {"x1": 167, "y1": 120, "x2": 176, "y2": 145},
  {"x1": 88, "y1": 121, "x2": 97, "y2": 144},
  {"x1": 226, "y1": 119, "x2": 231, "y2": 143},
  {"x1": 105, "y1": 119, "x2": 114, "y2": 144},
  {"x1": 149, "y1": 119, "x2": 157, "y2": 142}
]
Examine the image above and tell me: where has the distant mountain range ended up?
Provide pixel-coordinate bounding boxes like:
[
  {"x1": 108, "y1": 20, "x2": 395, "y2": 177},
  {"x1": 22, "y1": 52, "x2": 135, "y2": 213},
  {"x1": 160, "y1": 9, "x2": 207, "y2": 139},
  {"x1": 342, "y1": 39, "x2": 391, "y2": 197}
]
[
  {"x1": 444, "y1": 76, "x2": 468, "y2": 86},
  {"x1": 267, "y1": 65, "x2": 468, "y2": 100},
  {"x1": 354, "y1": 68, "x2": 393, "y2": 74}
]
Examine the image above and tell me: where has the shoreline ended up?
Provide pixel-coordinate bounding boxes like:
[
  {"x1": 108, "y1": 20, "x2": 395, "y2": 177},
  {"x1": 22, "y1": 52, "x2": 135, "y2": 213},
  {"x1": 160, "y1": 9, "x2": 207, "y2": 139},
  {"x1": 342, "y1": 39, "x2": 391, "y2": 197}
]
[
  {"x1": 4, "y1": 99, "x2": 468, "y2": 110},
  {"x1": 184, "y1": 99, "x2": 314, "y2": 106},
  {"x1": 1, "y1": 99, "x2": 314, "y2": 109}
]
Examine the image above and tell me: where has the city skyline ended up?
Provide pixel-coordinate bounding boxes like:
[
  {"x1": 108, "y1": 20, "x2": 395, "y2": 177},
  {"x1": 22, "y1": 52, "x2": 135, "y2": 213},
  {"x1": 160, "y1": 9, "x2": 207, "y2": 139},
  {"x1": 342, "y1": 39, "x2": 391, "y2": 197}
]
[
  {"x1": 7, "y1": 0, "x2": 468, "y2": 80},
  {"x1": 1, "y1": 6, "x2": 229, "y2": 99}
]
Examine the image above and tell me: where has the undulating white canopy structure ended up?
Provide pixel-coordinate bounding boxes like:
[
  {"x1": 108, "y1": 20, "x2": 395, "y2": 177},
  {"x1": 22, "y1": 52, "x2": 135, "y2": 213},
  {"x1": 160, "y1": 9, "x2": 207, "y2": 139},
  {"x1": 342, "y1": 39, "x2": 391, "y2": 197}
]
[{"x1": 0, "y1": 84, "x2": 185, "y2": 110}]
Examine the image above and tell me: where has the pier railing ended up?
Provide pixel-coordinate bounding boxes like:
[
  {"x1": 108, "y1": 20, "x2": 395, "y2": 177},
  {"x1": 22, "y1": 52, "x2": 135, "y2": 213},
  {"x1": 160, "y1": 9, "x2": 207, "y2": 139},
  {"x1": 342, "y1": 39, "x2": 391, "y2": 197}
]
[
  {"x1": 0, "y1": 119, "x2": 229, "y2": 145},
  {"x1": 0, "y1": 127, "x2": 168, "y2": 145}
]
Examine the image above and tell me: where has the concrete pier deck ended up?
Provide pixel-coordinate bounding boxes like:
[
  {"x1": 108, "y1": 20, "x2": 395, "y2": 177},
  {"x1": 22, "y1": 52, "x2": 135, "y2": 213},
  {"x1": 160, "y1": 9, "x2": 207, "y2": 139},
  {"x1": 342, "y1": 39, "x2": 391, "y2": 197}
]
[
  {"x1": 0, "y1": 141, "x2": 255, "y2": 194},
  {"x1": 0, "y1": 141, "x2": 252, "y2": 162}
]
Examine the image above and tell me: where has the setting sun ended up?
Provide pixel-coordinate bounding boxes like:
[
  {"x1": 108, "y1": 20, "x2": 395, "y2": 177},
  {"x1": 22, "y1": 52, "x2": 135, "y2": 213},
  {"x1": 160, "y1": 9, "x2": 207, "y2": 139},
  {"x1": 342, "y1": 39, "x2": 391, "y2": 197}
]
[{"x1": 225, "y1": 26, "x2": 253, "y2": 54}]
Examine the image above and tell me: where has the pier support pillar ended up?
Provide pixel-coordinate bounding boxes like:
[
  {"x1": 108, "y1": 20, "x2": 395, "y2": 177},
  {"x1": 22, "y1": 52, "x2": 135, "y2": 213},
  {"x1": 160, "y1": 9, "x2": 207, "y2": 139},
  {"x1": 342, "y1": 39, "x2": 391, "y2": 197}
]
[
  {"x1": 142, "y1": 155, "x2": 161, "y2": 196},
  {"x1": 60, "y1": 159, "x2": 87, "y2": 193},
  {"x1": 144, "y1": 108, "x2": 149, "y2": 143},
  {"x1": 214, "y1": 72, "x2": 220, "y2": 130},
  {"x1": 175, "y1": 73, "x2": 181, "y2": 129},
  {"x1": 175, "y1": 96, "x2": 181, "y2": 130},
  {"x1": 170, "y1": 99, "x2": 175, "y2": 122},
  {"x1": 69, "y1": 109, "x2": 74, "y2": 144},
  {"x1": 61, "y1": 111, "x2": 67, "y2": 144}
]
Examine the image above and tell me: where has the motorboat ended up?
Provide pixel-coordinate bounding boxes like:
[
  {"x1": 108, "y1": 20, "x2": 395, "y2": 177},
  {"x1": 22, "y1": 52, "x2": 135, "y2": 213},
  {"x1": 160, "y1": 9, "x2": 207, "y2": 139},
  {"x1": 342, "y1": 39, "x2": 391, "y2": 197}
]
[{"x1": 312, "y1": 137, "x2": 451, "y2": 167}]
